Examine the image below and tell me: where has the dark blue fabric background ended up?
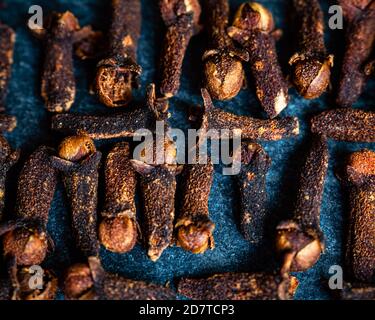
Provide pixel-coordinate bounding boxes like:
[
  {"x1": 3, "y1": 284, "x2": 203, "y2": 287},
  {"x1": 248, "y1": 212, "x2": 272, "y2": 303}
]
[{"x1": 0, "y1": 0, "x2": 373, "y2": 300}]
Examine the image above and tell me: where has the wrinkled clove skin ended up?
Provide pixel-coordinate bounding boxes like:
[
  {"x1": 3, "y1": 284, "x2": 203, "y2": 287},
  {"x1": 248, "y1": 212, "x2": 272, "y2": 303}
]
[
  {"x1": 0, "y1": 114, "x2": 17, "y2": 133},
  {"x1": 289, "y1": 0, "x2": 333, "y2": 99},
  {"x1": 202, "y1": 0, "x2": 249, "y2": 100},
  {"x1": 199, "y1": 88, "x2": 299, "y2": 141},
  {"x1": 311, "y1": 108, "x2": 375, "y2": 142},
  {"x1": 64, "y1": 257, "x2": 175, "y2": 300},
  {"x1": 99, "y1": 142, "x2": 137, "y2": 254},
  {"x1": 340, "y1": 149, "x2": 375, "y2": 283},
  {"x1": 236, "y1": 142, "x2": 271, "y2": 242},
  {"x1": 228, "y1": 3, "x2": 289, "y2": 118},
  {"x1": 337, "y1": 0, "x2": 375, "y2": 107},
  {"x1": 31, "y1": 12, "x2": 81, "y2": 113},
  {"x1": 95, "y1": 0, "x2": 142, "y2": 107},
  {"x1": 0, "y1": 136, "x2": 19, "y2": 221},
  {"x1": 1, "y1": 146, "x2": 58, "y2": 266},
  {"x1": 51, "y1": 136, "x2": 101, "y2": 258},
  {"x1": 178, "y1": 272, "x2": 298, "y2": 300},
  {"x1": 276, "y1": 135, "x2": 328, "y2": 273},
  {"x1": 159, "y1": 0, "x2": 201, "y2": 97},
  {"x1": 175, "y1": 155, "x2": 215, "y2": 254},
  {"x1": 0, "y1": 22, "x2": 15, "y2": 111},
  {"x1": 340, "y1": 283, "x2": 375, "y2": 300}
]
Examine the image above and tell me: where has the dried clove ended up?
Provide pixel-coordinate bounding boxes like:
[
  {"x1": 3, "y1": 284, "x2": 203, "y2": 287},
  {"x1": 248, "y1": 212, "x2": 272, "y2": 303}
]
[
  {"x1": 339, "y1": 149, "x2": 375, "y2": 283},
  {"x1": 199, "y1": 88, "x2": 299, "y2": 141},
  {"x1": 202, "y1": 0, "x2": 249, "y2": 100},
  {"x1": 175, "y1": 154, "x2": 215, "y2": 254},
  {"x1": 64, "y1": 256, "x2": 175, "y2": 300},
  {"x1": 51, "y1": 135, "x2": 101, "y2": 258},
  {"x1": 276, "y1": 135, "x2": 328, "y2": 273},
  {"x1": 236, "y1": 142, "x2": 271, "y2": 243},
  {"x1": 0, "y1": 146, "x2": 58, "y2": 266},
  {"x1": 288, "y1": 0, "x2": 334, "y2": 99},
  {"x1": 95, "y1": 0, "x2": 142, "y2": 107},
  {"x1": 177, "y1": 272, "x2": 298, "y2": 300},
  {"x1": 336, "y1": 0, "x2": 375, "y2": 107},
  {"x1": 340, "y1": 283, "x2": 375, "y2": 300},
  {"x1": 99, "y1": 142, "x2": 137, "y2": 254},
  {"x1": 311, "y1": 108, "x2": 375, "y2": 142},
  {"x1": 0, "y1": 114, "x2": 17, "y2": 132},
  {"x1": 159, "y1": 0, "x2": 201, "y2": 97},
  {"x1": 0, "y1": 22, "x2": 15, "y2": 111},
  {"x1": 228, "y1": 2, "x2": 289, "y2": 118}
]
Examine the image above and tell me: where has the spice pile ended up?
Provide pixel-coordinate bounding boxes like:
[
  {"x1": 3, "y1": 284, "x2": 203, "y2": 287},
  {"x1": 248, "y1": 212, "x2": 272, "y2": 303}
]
[{"x1": 0, "y1": 0, "x2": 374, "y2": 300}]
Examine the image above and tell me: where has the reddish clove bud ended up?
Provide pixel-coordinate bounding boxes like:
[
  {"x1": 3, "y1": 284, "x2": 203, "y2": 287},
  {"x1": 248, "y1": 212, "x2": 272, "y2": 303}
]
[
  {"x1": 337, "y1": 0, "x2": 375, "y2": 107},
  {"x1": 289, "y1": 0, "x2": 334, "y2": 99},
  {"x1": 99, "y1": 142, "x2": 137, "y2": 254},
  {"x1": 276, "y1": 135, "x2": 328, "y2": 273},
  {"x1": 202, "y1": 0, "x2": 249, "y2": 100},
  {"x1": 64, "y1": 257, "x2": 175, "y2": 300},
  {"x1": 199, "y1": 88, "x2": 299, "y2": 141},
  {"x1": 311, "y1": 108, "x2": 375, "y2": 142},
  {"x1": 236, "y1": 142, "x2": 271, "y2": 242},
  {"x1": 95, "y1": 0, "x2": 142, "y2": 107},
  {"x1": 178, "y1": 272, "x2": 298, "y2": 300},
  {"x1": 228, "y1": 2, "x2": 289, "y2": 118},
  {"x1": 52, "y1": 135, "x2": 101, "y2": 258}
]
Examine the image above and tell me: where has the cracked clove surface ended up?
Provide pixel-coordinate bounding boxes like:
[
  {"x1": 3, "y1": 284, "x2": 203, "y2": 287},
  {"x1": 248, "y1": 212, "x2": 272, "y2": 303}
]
[
  {"x1": 95, "y1": 0, "x2": 142, "y2": 107},
  {"x1": 276, "y1": 135, "x2": 328, "y2": 273},
  {"x1": 99, "y1": 142, "x2": 137, "y2": 254},
  {"x1": 289, "y1": 0, "x2": 333, "y2": 99},
  {"x1": 236, "y1": 142, "x2": 271, "y2": 242},
  {"x1": 199, "y1": 88, "x2": 299, "y2": 141},
  {"x1": 228, "y1": 2, "x2": 289, "y2": 118},
  {"x1": 177, "y1": 272, "x2": 298, "y2": 300},
  {"x1": 202, "y1": 0, "x2": 249, "y2": 100},
  {"x1": 311, "y1": 108, "x2": 375, "y2": 142}
]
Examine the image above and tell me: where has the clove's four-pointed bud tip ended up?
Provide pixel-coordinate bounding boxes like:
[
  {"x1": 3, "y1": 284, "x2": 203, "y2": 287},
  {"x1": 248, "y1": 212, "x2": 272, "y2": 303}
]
[
  {"x1": 58, "y1": 135, "x2": 96, "y2": 162},
  {"x1": 176, "y1": 221, "x2": 215, "y2": 254},
  {"x1": 64, "y1": 263, "x2": 94, "y2": 300},
  {"x1": 233, "y1": 2, "x2": 275, "y2": 32}
]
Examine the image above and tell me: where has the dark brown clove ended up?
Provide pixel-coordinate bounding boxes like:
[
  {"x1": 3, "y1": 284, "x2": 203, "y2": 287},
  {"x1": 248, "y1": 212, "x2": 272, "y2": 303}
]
[
  {"x1": 336, "y1": 0, "x2": 375, "y2": 107},
  {"x1": 202, "y1": 0, "x2": 249, "y2": 100},
  {"x1": 99, "y1": 142, "x2": 137, "y2": 254},
  {"x1": 236, "y1": 142, "x2": 271, "y2": 243},
  {"x1": 64, "y1": 256, "x2": 175, "y2": 300},
  {"x1": 0, "y1": 146, "x2": 58, "y2": 266},
  {"x1": 51, "y1": 135, "x2": 101, "y2": 258},
  {"x1": 289, "y1": 0, "x2": 333, "y2": 99},
  {"x1": 177, "y1": 272, "x2": 298, "y2": 300},
  {"x1": 228, "y1": 2, "x2": 289, "y2": 118},
  {"x1": 199, "y1": 88, "x2": 299, "y2": 141},
  {"x1": 311, "y1": 108, "x2": 375, "y2": 142},
  {"x1": 276, "y1": 135, "x2": 328, "y2": 273},
  {"x1": 340, "y1": 283, "x2": 375, "y2": 300},
  {"x1": 175, "y1": 154, "x2": 215, "y2": 254},
  {"x1": 0, "y1": 22, "x2": 15, "y2": 111},
  {"x1": 95, "y1": 0, "x2": 142, "y2": 107},
  {"x1": 159, "y1": 0, "x2": 201, "y2": 97},
  {"x1": 0, "y1": 114, "x2": 17, "y2": 133}
]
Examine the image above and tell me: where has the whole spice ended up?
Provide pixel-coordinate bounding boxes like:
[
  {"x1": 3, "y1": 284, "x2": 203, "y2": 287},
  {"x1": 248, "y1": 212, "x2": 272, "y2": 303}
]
[
  {"x1": 0, "y1": 114, "x2": 17, "y2": 132},
  {"x1": 288, "y1": 0, "x2": 334, "y2": 99},
  {"x1": 175, "y1": 154, "x2": 215, "y2": 254},
  {"x1": 95, "y1": 0, "x2": 142, "y2": 107},
  {"x1": 339, "y1": 149, "x2": 375, "y2": 283},
  {"x1": 159, "y1": 0, "x2": 201, "y2": 97},
  {"x1": 276, "y1": 135, "x2": 328, "y2": 273},
  {"x1": 0, "y1": 22, "x2": 15, "y2": 111},
  {"x1": 340, "y1": 283, "x2": 375, "y2": 300},
  {"x1": 336, "y1": 0, "x2": 375, "y2": 107},
  {"x1": 311, "y1": 108, "x2": 375, "y2": 142},
  {"x1": 0, "y1": 146, "x2": 58, "y2": 266},
  {"x1": 99, "y1": 142, "x2": 137, "y2": 254},
  {"x1": 64, "y1": 256, "x2": 175, "y2": 300},
  {"x1": 236, "y1": 142, "x2": 271, "y2": 242},
  {"x1": 0, "y1": 136, "x2": 19, "y2": 221},
  {"x1": 177, "y1": 272, "x2": 298, "y2": 300},
  {"x1": 228, "y1": 2, "x2": 289, "y2": 118},
  {"x1": 202, "y1": 0, "x2": 249, "y2": 100},
  {"x1": 199, "y1": 88, "x2": 299, "y2": 141},
  {"x1": 51, "y1": 135, "x2": 101, "y2": 258}
]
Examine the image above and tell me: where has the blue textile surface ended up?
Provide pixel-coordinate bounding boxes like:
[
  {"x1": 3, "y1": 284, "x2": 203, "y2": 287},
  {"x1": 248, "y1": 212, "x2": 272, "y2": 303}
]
[{"x1": 0, "y1": 0, "x2": 374, "y2": 300}]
